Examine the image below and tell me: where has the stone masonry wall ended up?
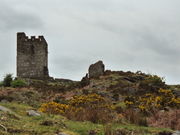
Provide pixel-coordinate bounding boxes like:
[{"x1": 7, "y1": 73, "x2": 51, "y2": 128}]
[{"x1": 17, "y1": 32, "x2": 49, "y2": 79}]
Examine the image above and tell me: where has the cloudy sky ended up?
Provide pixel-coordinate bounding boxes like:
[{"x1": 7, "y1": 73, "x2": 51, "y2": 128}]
[{"x1": 0, "y1": 0, "x2": 180, "y2": 84}]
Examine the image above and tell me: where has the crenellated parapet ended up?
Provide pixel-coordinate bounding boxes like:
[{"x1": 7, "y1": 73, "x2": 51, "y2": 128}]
[{"x1": 17, "y1": 32, "x2": 47, "y2": 44}]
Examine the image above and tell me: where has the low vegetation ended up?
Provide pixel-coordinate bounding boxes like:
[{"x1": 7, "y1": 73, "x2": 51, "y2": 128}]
[
  {"x1": 11, "y1": 79, "x2": 27, "y2": 88},
  {"x1": 125, "y1": 88, "x2": 180, "y2": 113},
  {"x1": 0, "y1": 74, "x2": 27, "y2": 88},
  {"x1": 39, "y1": 94, "x2": 115, "y2": 123},
  {"x1": 0, "y1": 71, "x2": 179, "y2": 134},
  {"x1": 0, "y1": 103, "x2": 173, "y2": 135},
  {"x1": 1, "y1": 74, "x2": 13, "y2": 87}
]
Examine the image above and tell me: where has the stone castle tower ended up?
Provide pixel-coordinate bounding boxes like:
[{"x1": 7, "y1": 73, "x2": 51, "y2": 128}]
[{"x1": 17, "y1": 32, "x2": 49, "y2": 79}]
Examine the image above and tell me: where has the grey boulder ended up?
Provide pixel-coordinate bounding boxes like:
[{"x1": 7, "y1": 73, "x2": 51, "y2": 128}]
[
  {"x1": 26, "y1": 110, "x2": 41, "y2": 116},
  {"x1": 0, "y1": 105, "x2": 12, "y2": 113},
  {"x1": 172, "y1": 131, "x2": 180, "y2": 135}
]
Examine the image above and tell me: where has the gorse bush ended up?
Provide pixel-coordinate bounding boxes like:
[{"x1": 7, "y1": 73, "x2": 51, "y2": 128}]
[
  {"x1": 69, "y1": 93, "x2": 107, "y2": 107},
  {"x1": 3, "y1": 74, "x2": 13, "y2": 87},
  {"x1": 125, "y1": 88, "x2": 180, "y2": 113},
  {"x1": 11, "y1": 79, "x2": 27, "y2": 88},
  {"x1": 39, "y1": 101, "x2": 69, "y2": 114},
  {"x1": 39, "y1": 93, "x2": 116, "y2": 123},
  {"x1": 67, "y1": 93, "x2": 115, "y2": 123}
]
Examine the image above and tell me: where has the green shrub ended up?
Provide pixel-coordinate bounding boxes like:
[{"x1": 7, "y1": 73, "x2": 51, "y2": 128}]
[
  {"x1": 11, "y1": 79, "x2": 27, "y2": 88},
  {"x1": 139, "y1": 75, "x2": 166, "y2": 92},
  {"x1": 3, "y1": 74, "x2": 13, "y2": 87},
  {"x1": 0, "y1": 81, "x2": 3, "y2": 87}
]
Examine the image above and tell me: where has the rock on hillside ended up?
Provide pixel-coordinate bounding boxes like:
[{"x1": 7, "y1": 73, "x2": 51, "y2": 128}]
[
  {"x1": 0, "y1": 105, "x2": 12, "y2": 113},
  {"x1": 88, "y1": 60, "x2": 105, "y2": 78}
]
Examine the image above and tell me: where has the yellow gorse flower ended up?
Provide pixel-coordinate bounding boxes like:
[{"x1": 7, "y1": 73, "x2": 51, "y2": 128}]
[
  {"x1": 39, "y1": 93, "x2": 113, "y2": 115},
  {"x1": 124, "y1": 88, "x2": 180, "y2": 112},
  {"x1": 39, "y1": 101, "x2": 70, "y2": 114}
]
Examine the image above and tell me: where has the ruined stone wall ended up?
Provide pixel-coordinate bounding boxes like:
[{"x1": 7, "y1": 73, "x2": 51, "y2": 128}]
[{"x1": 17, "y1": 32, "x2": 49, "y2": 79}]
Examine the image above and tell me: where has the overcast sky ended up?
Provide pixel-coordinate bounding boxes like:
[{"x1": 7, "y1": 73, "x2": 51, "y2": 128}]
[{"x1": 0, "y1": 0, "x2": 180, "y2": 84}]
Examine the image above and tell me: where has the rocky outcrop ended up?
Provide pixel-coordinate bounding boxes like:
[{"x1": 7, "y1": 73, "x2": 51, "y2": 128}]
[
  {"x1": 172, "y1": 131, "x2": 180, "y2": 135},
  {"x1": 80, "y1": 73, "x2": 90, "y2": 87},
  {"x1": 88, "y1": 61, "x2": 105, "y2": 78},
  {"x1": 57, "y1": 133, "x2": 70, "y2": 135},
  {"x1": 0, "y1": 105, "x2": 12, "y2": 113},
  {"x1": 26, "y1": 110, "x2": 41, "y2": 116}
]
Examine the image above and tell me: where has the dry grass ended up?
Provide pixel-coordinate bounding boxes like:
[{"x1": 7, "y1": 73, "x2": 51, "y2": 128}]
[
  {"x1": 66, "y1": 106, "x2": 115, "y2": 123},
  {"x1": 123, "y1": 109, "x2": 148, "y2": 126},
  {"x1": 147, "y1": 109, "x2": 180, "y2": 130}
]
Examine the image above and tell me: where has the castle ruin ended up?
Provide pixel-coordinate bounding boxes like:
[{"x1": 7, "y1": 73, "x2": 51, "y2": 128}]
[{"x1": 17, "y1": 32, "x2": 49, "y2": 79}]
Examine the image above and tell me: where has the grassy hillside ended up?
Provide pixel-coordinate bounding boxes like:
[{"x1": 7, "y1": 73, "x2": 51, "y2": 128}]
[
  {"x1": 0, "y1": 102, "x2": 172, "y2": 135},
  {"x1": 0, "y1": 71, "x2": 179, "y2": 135}
]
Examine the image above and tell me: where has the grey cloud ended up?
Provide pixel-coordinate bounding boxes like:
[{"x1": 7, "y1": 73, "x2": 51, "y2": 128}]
[
  {"x1": 51, "y1": 56, "x2": 89, "y2": 72},
  {"x1": 49, "y1": 56, "x2": 92, "y2": 80},
  {"x1": 0, "y1": 0, "x2": 180, "y2": 84},
  {"x1": 0, "y1": 2, "x2": 43, "y2": 31},
  {"x1": 137, "y1": 32, "x2": 179, "y2": 56},
  {"x1": 69, "y1": 9, "x2": 180, "y2": 60}
]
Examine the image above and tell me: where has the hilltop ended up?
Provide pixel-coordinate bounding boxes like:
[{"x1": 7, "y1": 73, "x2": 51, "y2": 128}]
[{"x1": 0, "y1": 61, "x2": 179, "y2": 135}]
